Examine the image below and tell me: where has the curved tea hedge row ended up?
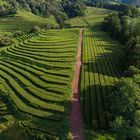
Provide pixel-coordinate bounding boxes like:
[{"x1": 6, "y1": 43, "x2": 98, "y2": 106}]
[
  {"x1": 80, "y1": 29, "x2": 123, "y2": 130},
  {"x1": 0, "y1": 28, "x2": 80, "y2": 139}
]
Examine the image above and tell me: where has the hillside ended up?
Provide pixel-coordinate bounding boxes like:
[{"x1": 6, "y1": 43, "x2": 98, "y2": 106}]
[
  {"x1": 122, "y1": 0, "x2": 140, "y2": 6},
  {"x1": 0, "y1": 10, "x2": 57, "y2": 32},
  {"x1": 66, "y1": 7, "x2": 111, "y2": 28},
  {"x1": 0, "y1": 0, "x2": 140, "y2": 140}
]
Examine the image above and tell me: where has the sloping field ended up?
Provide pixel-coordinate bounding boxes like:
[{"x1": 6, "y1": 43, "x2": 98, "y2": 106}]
[
  {"x1": 0, "y1": 28, "x2": 80, "y2": 139},
  {"x1": 66, "y1": 7, "x2": 111, "y2": 28},
  {"x1": 80, "y1": 29, "x2": 123, "y2": 138},
  {"x1": 0, "y1": 10, "x2": 57, "y2": 32}
]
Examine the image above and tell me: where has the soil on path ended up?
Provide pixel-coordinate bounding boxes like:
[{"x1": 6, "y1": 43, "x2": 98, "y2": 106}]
[{"x1": 70, "y1": 28, "x2": 84, "y2": 140}]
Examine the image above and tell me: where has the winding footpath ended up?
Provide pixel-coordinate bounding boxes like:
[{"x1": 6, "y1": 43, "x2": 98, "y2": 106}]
[{"x1": 70, "y1": 28, "x2": 84, "y2": 140}]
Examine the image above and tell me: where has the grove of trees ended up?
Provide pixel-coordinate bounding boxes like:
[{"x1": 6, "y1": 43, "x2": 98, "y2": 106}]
[
  {"x1": 108, "y1": 75, "x2": 140, "y2": 140},
  {"x1": 101, "y1": 4, "x2": 140, "y2": 140},
  {"x1": 101, "y1": 7, "x2": 140, "y2": 72}
]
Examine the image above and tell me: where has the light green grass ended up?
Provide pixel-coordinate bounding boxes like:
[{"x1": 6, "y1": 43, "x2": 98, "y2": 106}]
[
  {"x1": 0, "y1": 10, "x2": 57, "y2": 32},
  {"x1": 66, "y1": 7, "x2": 111, "y2": 28}
]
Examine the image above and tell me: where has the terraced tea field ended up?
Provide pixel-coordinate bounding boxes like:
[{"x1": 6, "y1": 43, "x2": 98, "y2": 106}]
[
  {"x1": 0, "y1": 29, "x2": 80, "y2": 139},
  {"x1": 80, "y1": 29, "x2": 123, "y2": 131}
]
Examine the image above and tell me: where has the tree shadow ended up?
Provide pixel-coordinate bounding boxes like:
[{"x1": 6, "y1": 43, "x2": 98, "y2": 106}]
[
  {"x1": 80, "y1": 83, "x2": 113, "y2": 130},
  {"x1": 83, "y1": 30, "x2": 123, "y2": 77}
]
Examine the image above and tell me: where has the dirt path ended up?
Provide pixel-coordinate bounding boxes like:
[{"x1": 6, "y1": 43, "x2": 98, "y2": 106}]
[{"x1": 70, "y1": 28, "x2": 84, "y2": 140}]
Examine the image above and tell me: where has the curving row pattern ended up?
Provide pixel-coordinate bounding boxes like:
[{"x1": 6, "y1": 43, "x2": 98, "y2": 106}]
[{"x1": 0, "y1": 28, "x2": 80, "y2": 139}]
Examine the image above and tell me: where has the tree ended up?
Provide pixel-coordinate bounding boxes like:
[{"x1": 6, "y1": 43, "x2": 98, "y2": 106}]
[
  {"x1": 55, "y1": 12, "x2": 68, "y2": 29},
  {"x1": 61, "y1": 0, "x2": 86, "y2": 18},
  {"x1": 108, "y1": 75, "x2": 140, "y2": 139},
  {"x1": 124, "y1": 66, "x2": 140, "y2": 77},
  {"x1": 0, "y1": 35, "x2": 13, "y2": 47}
]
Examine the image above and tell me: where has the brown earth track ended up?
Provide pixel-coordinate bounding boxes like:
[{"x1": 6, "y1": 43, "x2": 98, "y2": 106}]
[{"x1": 70, "y1": 28, "x2": 84, "y2": 140}]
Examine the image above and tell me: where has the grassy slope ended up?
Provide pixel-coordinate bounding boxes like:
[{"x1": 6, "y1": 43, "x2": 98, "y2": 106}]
[
  {"x1": 0, "y1": 10, "x2": 57, "y2": 32},
  {"x1": 66, "y1": 7, "x2": 112, "y2": 28}
]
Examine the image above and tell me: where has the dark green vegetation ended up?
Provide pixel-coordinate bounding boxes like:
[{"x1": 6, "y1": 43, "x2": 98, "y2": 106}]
[
  {"x1": 86, "y1": 0, "x2": 139, "y2": 17},
  {"x1": 61, "y1": 0, "x2": 86, "y2": 18},
  {"x1": 0, "y1": 28, "x2": 80, "y2": 139},
  {"x1": 80, "y1": 29, "x2": 123, "y2": 139},
  {"x1": 108, "y1": 75, "x2": 140, "y2": 140},
  {"x1": 101, "y1": 4, "x2": 140, "y2": 140},
  {"x1": 0, "y1": 0, "x2": 140, "y2": 139},
  {"x1": 122, "y1": 0, "x2": 140, "y2": 6},
  {"x1": 101, "y1": 10, "x2": 140, "y2": 72},
  {"x1": 86, "y1": 0, "x2": 140, "y2": 6},
  {"x1": 0, "y1": 35, "x2": 13, "y2": 47},
  {"x1": 81, "y1": 28, "x2": 122, "y2": 129}
]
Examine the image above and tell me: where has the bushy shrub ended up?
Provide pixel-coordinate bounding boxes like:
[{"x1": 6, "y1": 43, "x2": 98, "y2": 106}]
[
  {"x1": 108, "y1": 75, "x2": 140, "y2": 139},
  {"x1": 45, "y1": 24, "x2": 58, "y2": 29},
  {"x1": 13, "y1": 30, "x2": 24, "y2": 37},
  {"x1": 30, "y1": 26, "x2": 41, "y2": 33},
  {"x1": 0, "y1": 5, "x2": 17, "y2": 17},
  {"x1": 124, "y1": 65, "x2": 140, "y2": 77},
  {"x1": 0, "y1": 35, "x2": 13, "y2": 47}
]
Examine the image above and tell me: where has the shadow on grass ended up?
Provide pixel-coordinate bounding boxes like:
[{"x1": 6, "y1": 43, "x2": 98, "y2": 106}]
[
  {"x1": 83, "y1": 30, "x2": 123, "y2": 77},
  {"x1": 80, "y1": 83, "x2": 113, "y2": 131}
]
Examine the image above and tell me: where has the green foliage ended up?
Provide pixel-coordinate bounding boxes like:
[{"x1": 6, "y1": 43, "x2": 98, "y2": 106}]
[
  {"x1": 124, "y1": 66, "x2": 140, "y2": 77},
  {"x1": 55, "y1": 12, "x2": 68, "y2": 29},
  {"x1": 122, "y1": 0, "x2": 140, "y2": 7},
  {"x1": 7, "y1": 0, "x2": 61, "y2": 17},
  {"x1": 61, "y1": 0, "x2": 86, "y2": 18},
  {"x1": 101, "y1": 13, "x2": 122, "y2": 37},
  {"x1": 80, "y1": 29, "x2": 123, "y2": 130},
  {"x1": 30, "y1": 26, "x2": 41, "y2": 33},
  {"x1": 0, "y1": 10, "x2": 57, "y2": 32},
  {"x1": 66, "y1": 7, "x2": 111, "y2": 28},
  {"x1": 0, "y1": 4, "x2": 16, "y2": 16},
  {"x1": 13, "y1": 30, "x2": 24, "y2": 37},
  {"x1": 108, "y1": 75, "x2": 140, "y2": 139},
  {"x1": 0, "y1": 34, "x2": 13, "y2": 47},
  {"x1": 0, "y1": 28, "x2": 80, "y2": 139},
  {"x1": 101, "y1": 10, "x2": 140, "y2": 72}
]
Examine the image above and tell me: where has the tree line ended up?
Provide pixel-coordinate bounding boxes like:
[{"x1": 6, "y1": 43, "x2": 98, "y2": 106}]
[
  {"x1": 0, "y1": 0, "x2": 86, "y2": 29},
  {"x1": 101, "y1": 5, "x2": 140, "y2": 140},
  {"x1": 1, "y1": 0, "x2": 86, "y2": 18},
  {"x1": 101, "y1": 8, "x2": 139, "y2": 72},
  {"x1": 86, "y1": 0, "x2": 139, "y2": 17},
  {"x1": 0, "y1": 4, "x2": 16, "y2": 16}
]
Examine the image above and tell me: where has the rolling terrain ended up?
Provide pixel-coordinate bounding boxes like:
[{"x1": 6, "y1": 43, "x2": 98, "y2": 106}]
[
  {"x1": 0, "y1": 10, "x2": 57, "y2": 32},
  {"x1": 0, "y1": 2, "x2": 139, "y2": 139},
  {"x1": 0, "y1": 28, "x2": 80, "y2": 139},
  {"x1": 66, "y1": 7, "x2": 111, "y2": 28}
]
